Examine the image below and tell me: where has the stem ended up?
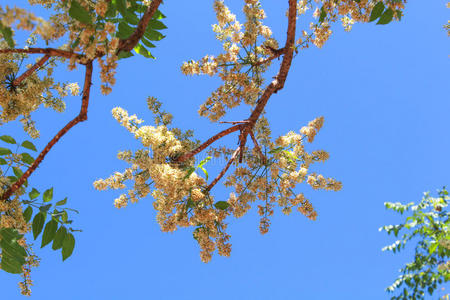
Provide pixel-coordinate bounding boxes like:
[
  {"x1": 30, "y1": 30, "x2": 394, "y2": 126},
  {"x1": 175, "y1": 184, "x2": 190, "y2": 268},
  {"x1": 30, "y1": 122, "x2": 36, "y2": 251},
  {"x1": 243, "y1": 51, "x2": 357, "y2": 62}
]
[
  {"x1": 176, "y1": 124, "x2": 243, "y2": 163},
  {"x1": 1, "y1": 61, "x2": 93, "y2": 200},
  {"x1": 207, "y1": 146, "x2": 241, "y2": 191},
  {"x1": 117, "y1": 0, "x2": 164, "y2": 53},
  {"x1": 13, "y1": 55, "x2": 50, "y2": 86}
]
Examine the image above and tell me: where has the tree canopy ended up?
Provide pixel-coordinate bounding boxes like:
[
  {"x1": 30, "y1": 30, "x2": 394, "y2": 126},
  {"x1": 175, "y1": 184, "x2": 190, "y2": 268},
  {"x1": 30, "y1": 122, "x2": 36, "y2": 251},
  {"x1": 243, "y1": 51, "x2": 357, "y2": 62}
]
[{"x1": 4, "y1": 0, "x2": 447, "y2": 297}]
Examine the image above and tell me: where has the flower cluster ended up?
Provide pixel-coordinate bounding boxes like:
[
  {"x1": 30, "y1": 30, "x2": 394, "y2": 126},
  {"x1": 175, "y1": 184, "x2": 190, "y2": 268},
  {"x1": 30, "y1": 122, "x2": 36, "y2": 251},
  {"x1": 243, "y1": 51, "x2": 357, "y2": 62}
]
[
  {"x1": 224, "y1": 116, "x2": 341, "y2": 233},
  {"x1": 94, "y1": 105, "x2": 234, "y2": 262},
  {"x1": 181, "y1": 0, "x2": 278, "y2": 122},
  {"x1": 0, "y1": 38, "x2": 79, "y2": 138},
  {"x1": 1, "y1": 0, "x2": 120, "y2": 95},
  {"x1": 96, "y1": 95, "x2": 341, "y2": 260}
]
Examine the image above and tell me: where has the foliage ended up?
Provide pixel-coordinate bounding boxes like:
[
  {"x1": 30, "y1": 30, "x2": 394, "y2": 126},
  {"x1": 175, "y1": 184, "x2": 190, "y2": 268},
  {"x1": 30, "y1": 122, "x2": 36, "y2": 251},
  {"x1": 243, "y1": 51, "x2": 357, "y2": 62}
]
[
  {"x1": 380, "y1": 189, "x2": 450, "y2": 299},
  {"x1": 0, "y1": 0, "x2": 405, "y2": 295},
  {"x1": 0, "y1": 135, "x2": 79, "y2": 294}
]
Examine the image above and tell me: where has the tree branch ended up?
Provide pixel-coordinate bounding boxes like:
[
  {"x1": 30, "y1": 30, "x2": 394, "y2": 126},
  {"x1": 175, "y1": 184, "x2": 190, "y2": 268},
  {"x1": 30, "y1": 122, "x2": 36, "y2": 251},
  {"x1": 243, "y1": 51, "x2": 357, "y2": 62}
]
[
  {"x1": 255, "y1": 46, "x2": 286, "y2": 66},
  {"x1": 206, "y1": 146, "x2": 241, "y2": 191},
  {"x1": 0, "y1": 47, "x2": 82, "y2": 60},
  {"x1": 178, "y1": 0, "x2": 297, "y2": 186},
  {"x1": 176, "y1": 124, "x2": 244, "y2": 164},
  {"x1": 118, "y1": 0, "x2": 164, "y2": 53},
  {"x1": 238, "y1": 0, "x2": 297, "y2": 161},
  {"x1": 0, "y1": 61, "x2": 93, "y2": 201},
  {"x1": 13, "y1": 55, "x2": 50, "y2": 86}
]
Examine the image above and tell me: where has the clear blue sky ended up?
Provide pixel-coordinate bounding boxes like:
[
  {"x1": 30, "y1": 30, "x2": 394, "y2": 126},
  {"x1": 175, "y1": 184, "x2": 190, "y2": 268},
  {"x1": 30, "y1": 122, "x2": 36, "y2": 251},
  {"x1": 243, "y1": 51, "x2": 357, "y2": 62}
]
[{"x1": 1, "y1": 1, "x2": 449, "y2": 299}]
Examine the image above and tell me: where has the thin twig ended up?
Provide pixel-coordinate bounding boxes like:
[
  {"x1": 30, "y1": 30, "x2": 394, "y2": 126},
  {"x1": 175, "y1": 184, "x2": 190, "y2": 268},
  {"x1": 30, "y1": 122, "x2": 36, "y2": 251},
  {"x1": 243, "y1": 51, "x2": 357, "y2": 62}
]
[
  {"x1": 219, "y1": 120, "x2": 250, "y2": 125},
  {"x1": 1, "y1": 61, "x2": 93, "y2": 200},
  {"x1": 13, "y1": 55, "x2": 50, "y2": 86},
  {"x1": 249, "y1": 131, "x2": 267, "y2": 164},
  {"x1": 176, "y1": 124, "x2": 244, "y2": 164},
  {"x1": 207, "y1": 146, "x2": 241, "y2": 191},
  {"x1": 255, "y1": 47, "x2": 286, "y2": 66}
]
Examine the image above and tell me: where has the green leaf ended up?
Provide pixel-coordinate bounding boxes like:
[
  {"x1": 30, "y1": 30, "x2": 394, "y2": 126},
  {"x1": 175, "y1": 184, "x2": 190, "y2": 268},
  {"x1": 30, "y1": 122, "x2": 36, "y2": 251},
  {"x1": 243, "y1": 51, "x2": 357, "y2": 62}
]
[
  {"x1": 116, "y1": 0, "x2": 139, "y2": 25},
  {"x1": 0, "y1": 157, "x2": 6, "y2": 165},
  {"x1": 319, "y1": 7, "x2": 327, "y2": 23},
  {"x1": 23, "y1": 206, "x2": 33, "y2": 223},
  {"x1": 29, "y1": 188, "x2": 40, "y2": 200},
  {"x1": 0, "y1": 228, "x2": 23, "y2": 243},
  {"x1": 32, "y1": 212, "x2": 45, "y2": 240},
  {"x1": 0, "y1": 239, "x2": 27, "y2": 260},
  {"x1": 116, "y1": 0, "x2": 128, "y2": 18},
  {"x1": 61, "y1": 211, "x2": 69, "y2": 223},
  {"x1": 52, "y1": 226, "x2": 67, "y2": 250},
  {"x1": 117, "y1": 21, "x2": 135, "y2": 39},
  {"x1": 0, "y1": 255, "x2": 23, "y2": 274},
  {"x1": 20, "y1": 152, "x2": 34, "y2": 165},
  {"x1": 377, "y1": 8, "x2": 394, "y2": 25},
  {"x1": 134, "y1": 44, "x2": 154, "y2": 58},
  {"x1": 117, "y1": 50, "x2": 134, "y2": 59},
  {"x1": 152, "y1": 10, "x2": 166, "y2": 20},
  {"x1": 429, "y1": 242, "x2": 438, "y2": 254},
  {"x1": 214, "y1": 201, "x2": 230, "y2": 210},
  {"x1": 62, "y1": 233, "x2": 75, "y2": 261},
  {"x1": 141, "y1": 36, "x2": 156, "y2": 48},
  {"x1": 183, "y1": 166, "x2": 196, "y2": 180},
  {"x1": 0, "y1": 135, "x2": 16, "y2": 144},
  {"x1": 12, "y1": 167, "x2": 23, "y2": 178},
  {"x1": 198, "y1": 156, "x2": 212, "y2": 168},
  {"x1": 69, "y1": 0, "x2": 93, "y2": 25},
  {"x1": 0, "y1": 229, "x2": 27, "y2": 273},
  {"x1": 43, "y1": 187, "x2": 54, "y2": 203},
  {"x1": 0, "y1": 147, "x2": 12, "y2": 155},
  {"x1": 21, "y1": 141, "x2": 37, "y2": 151},
  {"x1": 144, "y1": 29, "x2": 164, "y2": 41},
  {"x1": 0, "y1": 23, "x2": 14, "y2": 48},
  {"x1": 269, "y1": 147, "x2": 283, "y2": 154},
  {"x1": 7, "y1": 175, "x2": 17, "y2": 183},
  {"x1": 200, "y1": 166, "x2": 208, "y2": 181},
  {"x1": 369, "y1": 2, "x2": 385, "y2": 22},
  {"x1": 124, "y1": 10, "x2": 139, "y2": 25},
  {"x1": 56, "y1": 197, "x2": 67, "y2": 206},
  {"x1": 39, "y1": 204, "x2": 52, "y2": 213},
  {"x1": 148, "y1": 19, "x2": 167, "y2": 30},
  {"x1": 105, "y1": 1, "x2": 117, "y2": 18},
  {"x1": 41, "y1": 220, "x2": 58, "y2": 248}
]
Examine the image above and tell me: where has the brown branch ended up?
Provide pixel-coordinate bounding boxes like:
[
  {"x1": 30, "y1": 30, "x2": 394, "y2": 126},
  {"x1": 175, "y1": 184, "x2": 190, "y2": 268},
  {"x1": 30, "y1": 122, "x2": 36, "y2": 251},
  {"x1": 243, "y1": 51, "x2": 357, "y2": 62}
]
[
  {"x1": 176, "y1": 124, "x2": 244, "y2": 164},
  {"x1": 0, "y1": 61, "x2": 93, "y2": 201},
  {"x1": 249, "y1": 131, "x2": 267, "y2": 164},
  {"x1": 219, "y1": 120, "x2": 250, "y2": 125},
  {"x1": 237, "y1": 0, "x2": 297, "y2": 161},
  {"x1": 255, "y1": 47, "x2": 286, "y2": 66},
  {"x1": 179, "y1": 0, "x2": 298, "y2": 189},
  {"x1": 247, "y1": 0, "x2": 297, "y2": 125},
  {"x1": 207, "y1": 146, "x2": 241, "y2": 191},
  {"x1": 0, "y1": 47, "x2": 82, "y2": 60},
  {"x1": 13, "y1": 55, "x2": 50, "y2": 86},
  {"x1": 0, "y1": 1, "x2": 164, "y2": 200},
  {"x1": 118, "y1": 0, "x2": 163, "y2": 53}
]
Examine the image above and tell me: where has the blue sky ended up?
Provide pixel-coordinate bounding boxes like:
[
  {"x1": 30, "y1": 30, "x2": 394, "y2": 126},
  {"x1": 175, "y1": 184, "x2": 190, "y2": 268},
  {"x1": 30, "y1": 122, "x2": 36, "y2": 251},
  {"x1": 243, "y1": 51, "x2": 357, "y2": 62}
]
[{"x1": 1, "y1": 0, "x2": 449, "y2": 299}]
